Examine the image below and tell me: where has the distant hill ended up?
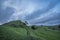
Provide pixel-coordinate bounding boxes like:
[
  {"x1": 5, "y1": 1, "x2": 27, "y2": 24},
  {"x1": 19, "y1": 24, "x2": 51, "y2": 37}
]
[{"x1": 0, "y1": 20, "x2": 60, "y2": 40}]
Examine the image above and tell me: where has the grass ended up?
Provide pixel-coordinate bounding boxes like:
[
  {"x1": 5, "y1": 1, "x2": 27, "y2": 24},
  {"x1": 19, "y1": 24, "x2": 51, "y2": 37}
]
[{"x1": 0, "y1": 20, "x2": 60, "y2": 40}]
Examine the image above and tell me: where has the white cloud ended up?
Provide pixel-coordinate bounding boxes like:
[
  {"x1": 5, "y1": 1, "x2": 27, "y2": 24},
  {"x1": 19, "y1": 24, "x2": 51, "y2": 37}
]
[
  {"x1": 2, "y1": 0, "x2": 40, "y2": 22},
  {"x1": 1, "y1": 0, "x2": 60, "y2": 25},
  {"x1": 28, "y1": 3, "x2": 60, "y2": 24},
  {"x1": 2, "y1": 0, "x2": 50, "y2": 21}
]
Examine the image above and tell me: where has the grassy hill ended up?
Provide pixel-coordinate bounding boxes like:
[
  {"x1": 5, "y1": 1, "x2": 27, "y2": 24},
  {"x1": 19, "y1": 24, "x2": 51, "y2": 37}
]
[{"x1": 0, "y1": 20, "x2": 60, "y2": 40}]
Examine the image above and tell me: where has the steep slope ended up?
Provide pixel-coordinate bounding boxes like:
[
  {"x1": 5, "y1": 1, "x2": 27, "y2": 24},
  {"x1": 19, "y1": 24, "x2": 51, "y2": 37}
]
[{"x1": 0, "y1": 20, "x2": 60, "y2": 40}]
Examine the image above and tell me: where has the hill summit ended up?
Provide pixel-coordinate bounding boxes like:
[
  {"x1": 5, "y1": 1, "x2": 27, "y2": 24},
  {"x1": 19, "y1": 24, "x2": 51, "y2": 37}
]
[{"x1": 2, "y1": 20, "x2": 28, "y2": 27}]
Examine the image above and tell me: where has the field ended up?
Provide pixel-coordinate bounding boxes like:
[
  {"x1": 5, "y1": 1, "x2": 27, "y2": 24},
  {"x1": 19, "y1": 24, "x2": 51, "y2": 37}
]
[{"x1": 0, "y1": 20, "x2": 60, "y2": 40}]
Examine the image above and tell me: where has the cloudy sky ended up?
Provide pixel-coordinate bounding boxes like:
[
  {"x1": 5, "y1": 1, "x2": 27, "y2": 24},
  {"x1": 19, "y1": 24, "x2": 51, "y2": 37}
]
[{"x1": 0, "y1": 0, "x2": 60, "y2": 25}]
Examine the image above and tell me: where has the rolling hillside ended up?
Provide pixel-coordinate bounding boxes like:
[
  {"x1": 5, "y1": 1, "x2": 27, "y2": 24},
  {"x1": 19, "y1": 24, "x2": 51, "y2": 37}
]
[{"x1": 0, "y1": 20, "x2": 60, "y2": 40}]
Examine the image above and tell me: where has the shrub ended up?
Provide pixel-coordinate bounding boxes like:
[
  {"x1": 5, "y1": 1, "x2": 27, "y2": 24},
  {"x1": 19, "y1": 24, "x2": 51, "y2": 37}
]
[
  {"x1": 52, "y1": 28, "x2": 55, "y2": 30},
  {"x1": 31, "y1": 25, "x2": 37, "y2": 30},
  {"x1": 58, "y1": 25, "x2": 60, "y2": 28},
  {"x1": 11, "y1": 24, "x2": 17, "y2": 27}
]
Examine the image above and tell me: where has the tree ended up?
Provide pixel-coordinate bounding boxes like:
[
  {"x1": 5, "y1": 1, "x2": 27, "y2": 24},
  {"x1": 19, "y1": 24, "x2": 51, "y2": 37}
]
[
  {"x1": 25, "y1": 21, "x2": 28, "y2": 24},
  {"x1": 23, "y1": 21, "x2": 28, "y2": 26},
  {"x1": 31, "y1": 25, "x2": 37, "y2": 30},
  {"x1": 58, "y1": 25, "x2": 60, "y2": 28}
]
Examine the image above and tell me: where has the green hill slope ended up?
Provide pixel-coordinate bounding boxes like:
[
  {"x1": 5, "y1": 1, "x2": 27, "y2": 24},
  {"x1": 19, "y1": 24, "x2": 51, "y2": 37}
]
[{"x1": 0, "y1": 20, "x2": 60, "y2": 40}]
